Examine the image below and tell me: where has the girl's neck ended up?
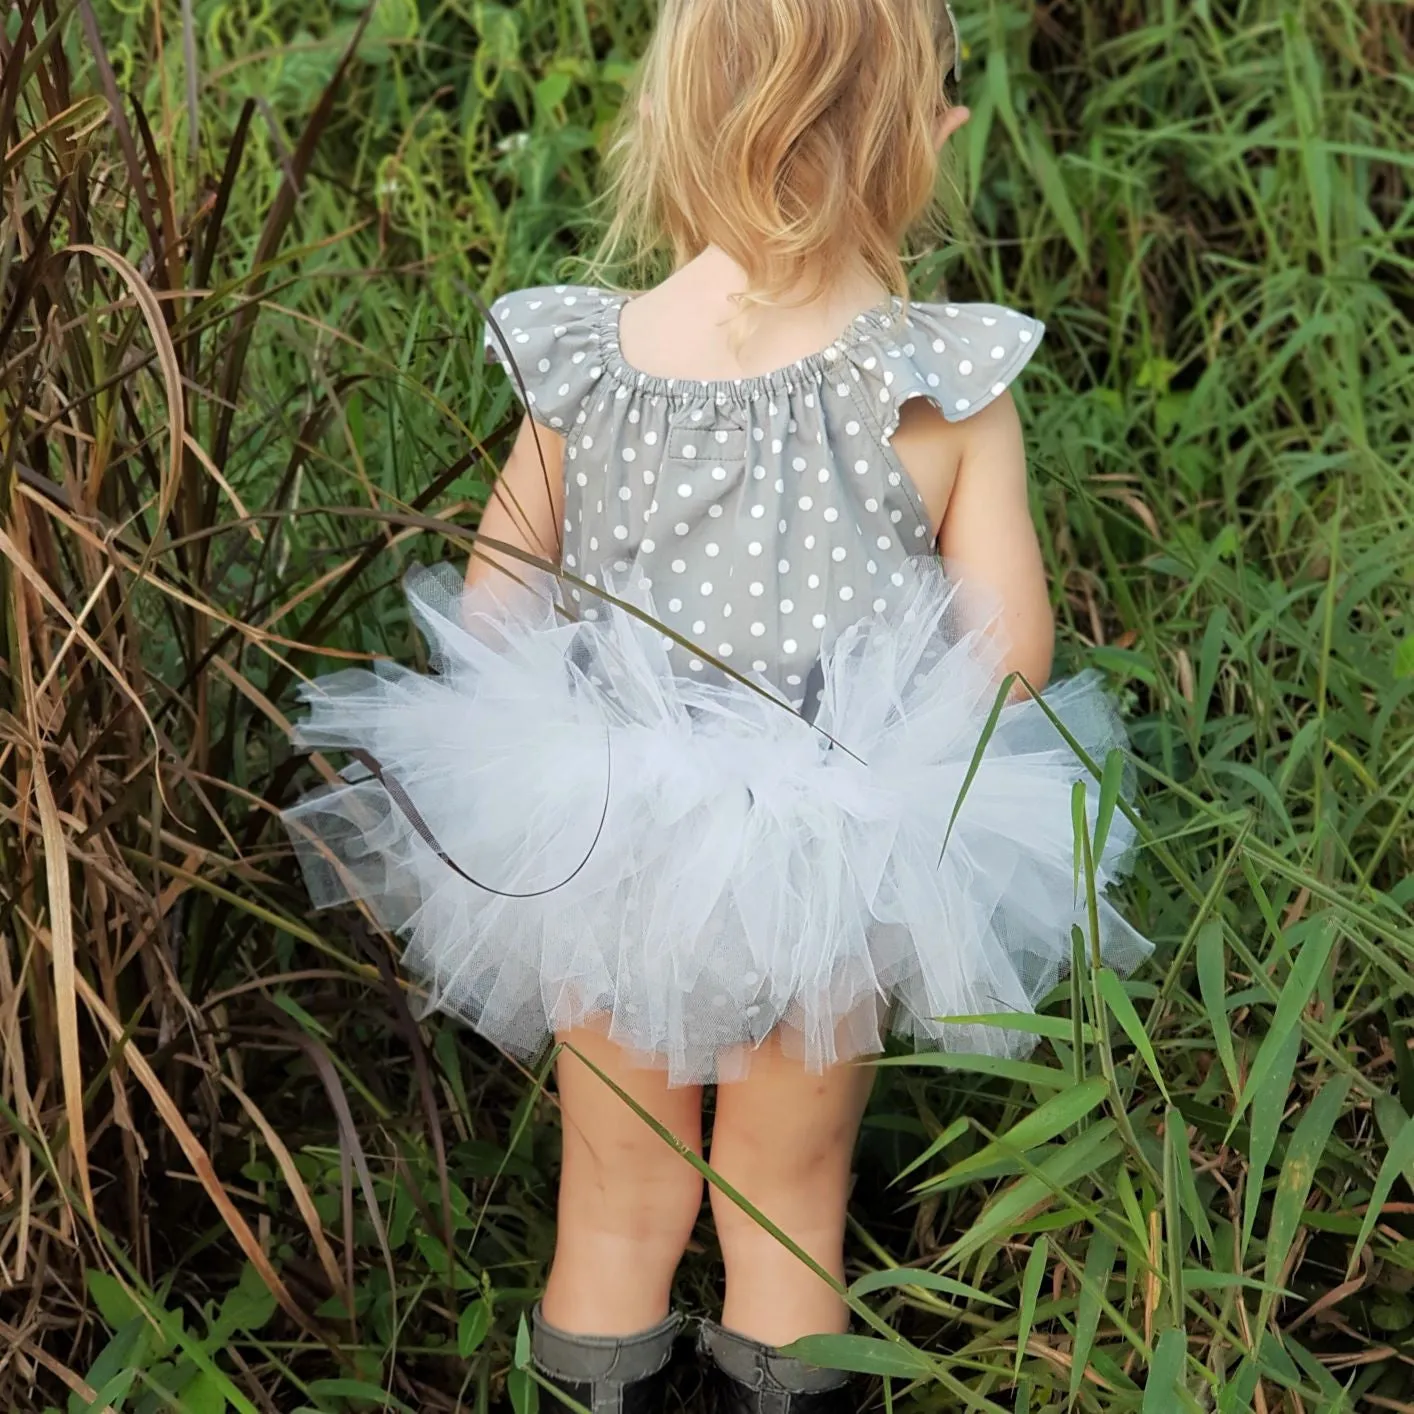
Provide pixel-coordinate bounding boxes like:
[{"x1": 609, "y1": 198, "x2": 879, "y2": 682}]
[
  {"x1": 618, "y1": 245, "x2": 896, "y2": 383},
  {"x1": 679, "y1": 244, "x2": 892, "y2": 321}
]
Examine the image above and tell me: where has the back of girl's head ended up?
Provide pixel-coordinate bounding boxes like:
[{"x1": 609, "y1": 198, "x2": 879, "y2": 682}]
[{"x1": 596, "y1": 0, "x2": 961, "y2": 306}]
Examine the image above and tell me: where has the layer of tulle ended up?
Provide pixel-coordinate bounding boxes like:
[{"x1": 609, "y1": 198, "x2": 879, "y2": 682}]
[{"x1": 281, "y1": 561, "x2": 1151, "y2": 1084}]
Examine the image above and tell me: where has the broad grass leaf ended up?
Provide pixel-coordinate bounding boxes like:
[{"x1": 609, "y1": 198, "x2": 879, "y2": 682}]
[
  {"x1": 932, "y1": 1013, "x2": 1097, "y2": 1044},
  {"x1": 83, "y1": 1369, "x2": 140, "y2": 1414},
  {"x1": 947, "y1": 1122, "x2": 1123, "y2": 1265},
  {"x1": 1195, "y1": 605, "x2": 1229, "y2": 734},
  {"x1": 1097, "y1": 969, "x2": 1169, "y2": 1100},
  {"x1": 1166, "y1": 1105, "x2": 1215, "y2": 1254},
  {"x1": 1195, "y1": 921, "x2": 1240, "y2": 1098},
  {"x1": 1254, "y1": 1331, "x2": 1305, "y2": 1390},
  {"x1": 306, "y1": 1382, "x2": 416, "y2": 1413},
  {"x1": 919, "y1": 1077, "x2": 1109, "y2": 1192},
  {"x1": 1143, "y1": 1328, "x2": 1188, "y2": 1411},
  {"x1": 1115, "y1": 1164, "x2": 1149, "y2": 1248},
  {"x1": 849, "y1": 1267, "x2": 1007, "y2": 1308},
  {"x1": 1070, "y1": 1232, "x2": 1118, "y2": 1401},
  {"x1": 1092, "y1": 747, "x2": 1126, "y2": 861},
  {"x1": 1217, "y1": 1360, "x2": 1262, "y2": 1414},
  {"x1": 1231, "y1": 925, "x2": 1335, "y2": 1133},
  {"x1": 1015, "y1": 1236, "x2": 1049, "y2": 1378},
  {"x1": 1027, "y1": 131, "x2": 1087, "y2": 267},
  {"x1": 940, "y1": 673, "x2": 1014, "y2": 863},
  {"x1": 1285, "y1": 1330, "x2": 1362, "y2": 1407},
  {"x1": 1241, "y1": 1025, "x2": 1303, "y2": 1261},
  {"x1": 871, "y1": 1051, "x2": 1069, "y2": 1091},
  {"x1": 1351, "y1": 1100, "x2": 1414, "y2": 1273},
  {"x1": 984, "y1": 42, "x2": 1022, "y2": 152},
  {"x1": 893, "y1": 1116, "x2": 968, "y2": 1187},
  {"x1": 1071, "y1": 777, "x2": 1087, "y2": 898},
  {"x1": 1260, "y1": 1074, "x2": 1354, "y2": 1327},
  {"x1": 270, "y1": 991, "x2": 332, "y2": 1040},
  {"x1": 1212, "y1": 761, "x2": 1294, "y2": 834},
  {"x1": 68, "y1": 1318, "x2": 147, "y2": 1414},
  {"x1": 783, "y1": 1333, "x2": 931, "y2": 1379},
  {"x1": 1183, "y1": 1270, "x2": 1293, "y2": 1296}
]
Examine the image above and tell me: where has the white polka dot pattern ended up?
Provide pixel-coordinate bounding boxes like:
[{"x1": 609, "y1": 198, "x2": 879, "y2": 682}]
[{"x1": 483, "y1": 285, "x2": 1043, "y2": 698}]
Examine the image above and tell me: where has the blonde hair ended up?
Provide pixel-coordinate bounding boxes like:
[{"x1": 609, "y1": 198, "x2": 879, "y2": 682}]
[{"x1": 592, "y1": 0, "x2": 960, "y2": 308}]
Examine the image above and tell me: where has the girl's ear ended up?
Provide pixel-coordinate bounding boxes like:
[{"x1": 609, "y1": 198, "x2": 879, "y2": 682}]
[{"x1": 933, "y1": 105, "x2": 971, "y2": 152}]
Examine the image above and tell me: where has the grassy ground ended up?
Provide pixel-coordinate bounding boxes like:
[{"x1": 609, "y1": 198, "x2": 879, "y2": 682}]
[{"x1": 2, "y1": 0, "x2": 1412, "y2": 1410}]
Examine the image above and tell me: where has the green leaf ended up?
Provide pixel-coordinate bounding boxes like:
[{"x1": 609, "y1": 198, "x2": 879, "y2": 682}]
[
  {"x1": 1182, "y1": 1270, "x2": 1293, "y2": 1296},
  {"x1": 306, "y1": 1380, "x2": 415, "y2": 1413},
  {"x1": 69, "y1": 1319, "x2": 148, "y2": 1414},
  {"x1": 892, "y1": 1116, "x2": 968, "y2": 1187},
  {"x1": 83, "y1": 1369, "x2": 140, "y2": 1414},
  {"x1": 1027, "y1": 132, "x2": 1087, "y2": 267},
  {"x1": 1231, "y1": 925, "x2": 1334, "y2": 1133},
  {"x1": 535, "y1": 72, "x2": 572, "y2": 112},
  {"x1": 872, "y1": 1051, "x2": 1069, "y2": 1090},
  {"x1": 1092, "y1": 748, "x2": 1126, "y2": 861},
  {"x1": 1241, "y1": 1024, "x2": 1303, "y2": 1261},
  {"x1": 947, "y1": 1123, "x2": 1124, "y2": 1265},
  {"x1": 515, "y1": 1312, "x2": 532, "y2": 1370},
  {"x1": 1350, "y1": 1103, "x2": 1414, "y2": 1272},
  {"x1": 941, "y1": 675, "x2": 1014, "y2": 864},
  {"x1": 1014, "y1": 1237, "x2": 1049, "y2": 1378},
  {"x1": 508, "y1": 1370, "x2": 540, "y2": 1414},
  {"x1": 1195, "y1": 922, "x2": 1240, "y2": 1099},
  {"x1": 783, "y1": 1333, "x2": 931, "y2": 1379},
  {"x1": 1166, "y1": 1106, "x2": 1215, "y2": 1255},
  {"x1": 848, "y1": 1267, "x2": 1007, "y2": 1308},
  {"x1": 1194, "y1": 605, "x2": 1229, "y2": 733},
  {"x1": 86, "y1": 1269, "x2": 141, "y2": 1330},
  {"x1": 1143, "y1": 1328, "x2": 1188, "y2": 1411},
  {"x1": 1069, "y1": 1232, "x2": 1118, "y2": 1401},
  {"x1": 919, "y1": 1077, "x2": 1110, "y2": 1192},
  {"x1": 458, "y1": 1300, "x2": 493, "y2": 1357},
  {"x1": 270, "y1": 991, "x2": 331, "y2": 1040},
  {"x1": 1259, "y1": 1073, "x2": 1353, "y2": 1328},
  {"x1": 1395, "y1": 636, "x2": 1414, "y2": 680},
  {"x1": 1071, "y1": 777, "x2": 1087, "y2": 898},
  {"x1": 213, "y1": 1263, "x2": 277, "y2": 1338},
  {"x1": 932, "y1": 1012, "x2": 1097, "y2": 1044},
  {"x1": 177, "y1": 1371, "x2": 226, "y2": 1414},
  {"x1": 1097, "y1": 969, "x2": 1170, "y2": 1100}
]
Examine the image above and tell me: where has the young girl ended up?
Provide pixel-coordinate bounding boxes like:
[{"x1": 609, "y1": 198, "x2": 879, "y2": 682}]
[{"x1": 284, "y1": 1, "x2": 1150, "y2": 1408}]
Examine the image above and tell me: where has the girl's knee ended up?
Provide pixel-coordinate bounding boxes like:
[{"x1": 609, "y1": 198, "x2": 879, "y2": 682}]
[
  {"x1": 706, "y1": 1134, "x2": 853, "y2": 1232},
  {"x1": 563, "y1": 1149, "x2": 705, "y2": 1243}
]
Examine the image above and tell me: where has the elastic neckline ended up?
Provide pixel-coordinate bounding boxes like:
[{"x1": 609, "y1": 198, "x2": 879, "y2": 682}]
[{"x1": 598, "y1": 291, "x2": 907, "y2": 405}]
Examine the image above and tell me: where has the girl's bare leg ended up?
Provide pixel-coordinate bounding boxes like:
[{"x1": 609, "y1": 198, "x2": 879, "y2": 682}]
[
  {"x1": 541, "y1": 1026, "x2": 705, "y2": 1335},
  {"x1": 708, "y1": 1030, "x2": 876, "y2": 1345}
]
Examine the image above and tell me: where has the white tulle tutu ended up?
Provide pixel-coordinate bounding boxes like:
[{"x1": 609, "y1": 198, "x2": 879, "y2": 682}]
[{"x1": 282, "y1": 561, "x2": 1150, "y2": 1083}]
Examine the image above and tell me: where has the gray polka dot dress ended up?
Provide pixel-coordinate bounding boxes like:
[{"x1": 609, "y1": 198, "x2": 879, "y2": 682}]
[
  {"x1": 282, "y1": 284, "x2": 1151, "y2": 1085},
  {"x1": 486, "y1": 285, "x2": 1044, "y2": 706}
]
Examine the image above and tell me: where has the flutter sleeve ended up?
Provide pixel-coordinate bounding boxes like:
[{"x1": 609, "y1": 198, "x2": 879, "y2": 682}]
[
  {"x1": 848, "y1": 300, "x2": 1046, "y2": 439},
  {"x1": 482, "y1": 285, "x2": 611, "y2": 432}
]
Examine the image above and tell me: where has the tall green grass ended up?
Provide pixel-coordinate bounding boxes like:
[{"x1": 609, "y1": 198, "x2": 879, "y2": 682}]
[{"x1": 1, "y1": 1, "x2": 1411, "y2": 1410}]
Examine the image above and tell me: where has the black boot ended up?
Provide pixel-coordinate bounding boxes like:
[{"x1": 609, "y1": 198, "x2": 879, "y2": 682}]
[
  {"x1": 531, "y1": 1304, "x2": 684, "y2": 1412},
  {"x1": 699, "y1": 1318, "x2": 857, "y2": 1413}
]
